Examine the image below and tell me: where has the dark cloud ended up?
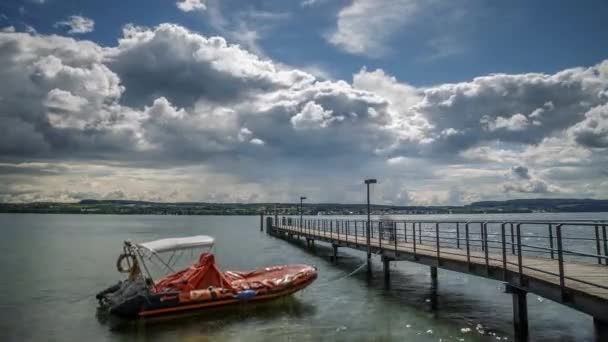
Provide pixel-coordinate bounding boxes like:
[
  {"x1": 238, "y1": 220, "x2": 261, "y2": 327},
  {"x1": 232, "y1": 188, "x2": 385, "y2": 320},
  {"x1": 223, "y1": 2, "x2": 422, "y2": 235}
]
[{"x1": 511, "y1": 165, "x2": 530, "y2": 179}]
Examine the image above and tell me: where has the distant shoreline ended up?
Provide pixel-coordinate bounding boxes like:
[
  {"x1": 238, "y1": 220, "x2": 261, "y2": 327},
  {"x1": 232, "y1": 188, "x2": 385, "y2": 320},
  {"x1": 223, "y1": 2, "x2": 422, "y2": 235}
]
[{"x1": 1, "y1": 198, "x2": 607, "y2": 216}]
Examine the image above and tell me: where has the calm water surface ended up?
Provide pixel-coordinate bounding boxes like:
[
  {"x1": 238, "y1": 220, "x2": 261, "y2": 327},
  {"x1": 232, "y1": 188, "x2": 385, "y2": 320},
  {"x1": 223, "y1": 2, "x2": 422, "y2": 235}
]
[{"x1": 1, "y1": 212, "x2": 606, "y2": 341}]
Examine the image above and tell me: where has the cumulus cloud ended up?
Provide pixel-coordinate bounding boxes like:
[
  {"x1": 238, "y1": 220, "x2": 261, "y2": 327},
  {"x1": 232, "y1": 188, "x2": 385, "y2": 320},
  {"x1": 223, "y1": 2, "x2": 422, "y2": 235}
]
[
  {"x1": 176, "y1": 0, "x2": 206, "y2": 12},
  {"x1": 0, "y1": 24, "x2": 607, "y2": 204},
  {"x1": 504, "y1": 179, "x2": 551, "y2": 194},
  {"x1": 502, "y1": 164, "x2": 561, "y2": 194},
  {"x1": 569, "y1": 103, "x2": 608, "y2": 148},
  {"x1": 291, "y1": 101, "x2": 338, "y2": 129},
  {"x1": 482, "y1": 113, "x2": 529, "y2": 131},
  {"x1": 54, "y1": 15, "x2": 95, "y2": 34}
]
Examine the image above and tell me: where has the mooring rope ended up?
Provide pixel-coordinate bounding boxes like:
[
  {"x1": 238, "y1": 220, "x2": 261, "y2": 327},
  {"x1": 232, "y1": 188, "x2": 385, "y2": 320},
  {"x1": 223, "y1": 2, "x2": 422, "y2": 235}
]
[
  {"x1": 325, "y1": 261, "x2": 368, "y2": 282},
  {"x1": 325, "y1": 249, "x2": 382, "y2": 283}
]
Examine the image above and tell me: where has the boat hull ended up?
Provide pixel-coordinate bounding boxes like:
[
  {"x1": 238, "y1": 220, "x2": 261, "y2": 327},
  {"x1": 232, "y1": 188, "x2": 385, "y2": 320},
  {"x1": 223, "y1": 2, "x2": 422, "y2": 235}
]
[
  {"x1": 138, "y1": 274, "x2": 316, "y2": 317},
  {"x1": 98, "y1": 262, "x2": 318, "y2": 319}
]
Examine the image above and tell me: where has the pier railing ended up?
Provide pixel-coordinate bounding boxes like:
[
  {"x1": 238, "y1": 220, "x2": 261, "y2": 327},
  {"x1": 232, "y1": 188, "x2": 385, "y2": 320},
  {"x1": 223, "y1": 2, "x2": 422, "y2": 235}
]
[{"x1": 275, "y1": 217, "x2": 608, "y2": 296}]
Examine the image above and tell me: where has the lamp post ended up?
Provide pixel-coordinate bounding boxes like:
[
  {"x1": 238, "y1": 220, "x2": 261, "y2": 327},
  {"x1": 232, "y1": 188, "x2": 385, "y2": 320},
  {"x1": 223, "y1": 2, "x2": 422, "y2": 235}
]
[
  {"x1": 364, "y1": 179, "x2": 377, "y2": 264},
  {"x1": 300, "y1": 196, "x2": 307, "y2": 230}
]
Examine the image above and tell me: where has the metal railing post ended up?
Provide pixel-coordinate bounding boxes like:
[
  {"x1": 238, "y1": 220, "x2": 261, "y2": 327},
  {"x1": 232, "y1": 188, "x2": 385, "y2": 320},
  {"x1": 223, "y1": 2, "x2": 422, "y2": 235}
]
[
  {"x1": 456, "y1": 222, "x2": 460, "y2": 248},
  {"x1": 548, "y1": 223, "x2": 555, "y2": 260},
  {"x1": 419, "y1": 223, "x2": 422, "y2": 244},
  {"x1": 355, "y1": 221, "x2": 358, "y2": 244},
  {"x1": 510, "y1": 223, "x2": 516, "y2": 255},
  {"x1": 435, "y1": 222, "x2": 441, "y2": 264},
  {"x1": 394, "y1": 222, "x2": 397, "y2": 252},
  {"x1": 481, "y1": 222, "x2": 485, "y2": 252},
  {"x1": 404, "y1": 221, "x2": 408, "y2": 243},
  {"x1": 412, "y1": 221, "x2": 417, "y2": 257},
  {"x1": 501, "y1": 223, "x2": 507, "y2": 281},
  {"x1": 337, "y1": 220, "x2": 340, "y2": 241},
  {"x1": 595, "y1": 224, "x2": 602, "y2": 264},
  {"x1": 484, "y1": 222, "x2": 489, "y2": 274},
  {"x1": 603, "y1": 225, "x2": 608, "y2": 266},
  {"x1": 516, "y1": 223, "x2": 524, "y2": 286},
  {"x1": 379, "y1": 221, "x2": 382, "y2": 249},
  {"x1": 555, "y1": 224, "x2": 566, "y2": 299},
  {"x1": 465, "y1": 223, "x2": 471, "y2": 267}
]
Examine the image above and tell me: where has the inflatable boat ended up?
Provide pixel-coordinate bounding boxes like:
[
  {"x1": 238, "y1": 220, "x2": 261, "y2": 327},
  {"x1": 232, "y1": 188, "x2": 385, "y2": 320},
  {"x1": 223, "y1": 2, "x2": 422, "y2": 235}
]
[{"x1": 96, "y1": 235, "x2": 317, "y2": 318}]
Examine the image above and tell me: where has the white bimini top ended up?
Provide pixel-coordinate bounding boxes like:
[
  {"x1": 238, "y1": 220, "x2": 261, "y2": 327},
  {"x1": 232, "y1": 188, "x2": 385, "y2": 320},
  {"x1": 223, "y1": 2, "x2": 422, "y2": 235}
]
[{"x1": 137, "y1": 235, "x2": 215, "y2": 254}]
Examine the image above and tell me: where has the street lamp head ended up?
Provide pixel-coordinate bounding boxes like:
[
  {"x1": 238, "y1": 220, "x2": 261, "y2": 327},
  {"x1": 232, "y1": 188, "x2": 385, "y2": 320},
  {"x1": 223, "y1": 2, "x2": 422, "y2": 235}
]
[
  {"x1": 300, "y1": 196, "x2": 307, "y2": 200},
  {"x1": 364, "y1": 179, "x2": 377, "y2": 184}
]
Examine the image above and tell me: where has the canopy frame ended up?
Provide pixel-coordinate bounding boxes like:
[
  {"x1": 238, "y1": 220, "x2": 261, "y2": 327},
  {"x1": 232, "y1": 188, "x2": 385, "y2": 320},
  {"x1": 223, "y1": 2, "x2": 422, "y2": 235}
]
[{"x1": 122, "y1": 235, "x2": 216, "y2": 291}]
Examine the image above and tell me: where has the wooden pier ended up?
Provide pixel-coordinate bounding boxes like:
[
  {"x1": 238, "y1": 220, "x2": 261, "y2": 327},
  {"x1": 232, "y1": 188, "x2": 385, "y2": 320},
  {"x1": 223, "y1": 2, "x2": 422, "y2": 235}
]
[{"x1": 265, "y1": 217, "x2": 608, "y2": 342}]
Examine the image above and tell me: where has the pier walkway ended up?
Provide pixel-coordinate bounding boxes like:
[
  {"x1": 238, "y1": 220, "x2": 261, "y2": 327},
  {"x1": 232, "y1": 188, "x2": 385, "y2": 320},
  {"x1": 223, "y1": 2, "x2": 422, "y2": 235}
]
[{"x1": 265, "y1": 217, "x2": 608, "y2": 341}]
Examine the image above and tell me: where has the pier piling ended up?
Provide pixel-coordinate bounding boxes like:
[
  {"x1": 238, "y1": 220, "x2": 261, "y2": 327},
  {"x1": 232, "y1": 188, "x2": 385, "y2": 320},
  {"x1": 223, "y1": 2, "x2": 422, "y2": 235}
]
[
  {"x1": 265, "y1": 217, "x2": 272, "y2": 235},
  {"x1": 382, "y1": 256, "x2": 391, "y2": 286},
  {"x1": 260, "y1": 213, "x2": 264, "y2": 232},
  {"x1": 430, "y1": 266, "x2": 438, "y2": 288},
  {"x1": 506, "y1": 284, "x2": 529, "y2": 342},
  {"x1": 594, "y1": 318, "x2": 608, "y2": 341},
  {"x1": 332, "y1": 244, "x2": 338, "y2": 263}
]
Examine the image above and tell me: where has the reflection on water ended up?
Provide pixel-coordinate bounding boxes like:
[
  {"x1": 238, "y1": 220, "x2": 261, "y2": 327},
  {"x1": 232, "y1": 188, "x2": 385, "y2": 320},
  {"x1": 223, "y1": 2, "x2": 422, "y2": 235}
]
[
  {"x1": 1, "y1": 213, "x2": 604, "y2": 341},
  {"x1": 98, "y1": 297, "x2": 315, "y2": 337}
]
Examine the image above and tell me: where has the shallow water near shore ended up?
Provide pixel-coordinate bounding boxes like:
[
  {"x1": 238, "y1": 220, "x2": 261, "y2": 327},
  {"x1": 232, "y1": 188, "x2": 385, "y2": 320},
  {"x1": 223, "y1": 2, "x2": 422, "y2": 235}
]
[{"x1": 1, "y1": 212, "x2": 606, "y2": 341}]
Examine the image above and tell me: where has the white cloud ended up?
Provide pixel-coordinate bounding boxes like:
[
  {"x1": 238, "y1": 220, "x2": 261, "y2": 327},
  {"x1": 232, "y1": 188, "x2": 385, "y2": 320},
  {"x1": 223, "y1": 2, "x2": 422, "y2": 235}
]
[
  {"x1": 290, "y1": 101, "x2": 336, "y2": 129},
  {"x1": 482, "y1": 113, "x2": 529, "y2": 131},
  {"x1": 205, "y1": 1, "x2": 289, "y2": 56},
  {"x1": 250, "y1": 138, "x2": 265, "y2": 145},
  {"x1": 327, "y1": 0, "x2": 419, "y2": 57},
  {"x1": 301, "y1": 0, "x2": 322, "y2": 7},
  {"x1": 176, "y1": 0, "x2": 206, "y2": 12},
  {"x1": 55, "y1": 15, "x2": 95, "y2": 34},
  {"x1": 569, "y1": 103, "x2": 608, "y2": 148},
  {"x1": 0, "y1": 24, "x2": 607, "y2": 204},
  {"x1": 24, "y1": 24, "x2": 37, "y2": 34}
]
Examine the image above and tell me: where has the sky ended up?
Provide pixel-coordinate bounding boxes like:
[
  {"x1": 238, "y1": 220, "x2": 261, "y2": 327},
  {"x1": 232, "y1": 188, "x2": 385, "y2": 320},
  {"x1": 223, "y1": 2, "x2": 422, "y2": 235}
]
[{"x1": 0, "y1": 0, "x2": 607, "y2": 206}]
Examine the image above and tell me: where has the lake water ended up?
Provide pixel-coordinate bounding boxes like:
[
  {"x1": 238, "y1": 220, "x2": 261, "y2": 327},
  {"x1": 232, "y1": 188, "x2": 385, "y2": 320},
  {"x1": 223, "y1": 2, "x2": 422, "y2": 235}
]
[{"x1": 1, "y1": 212, "x2": 606, "y2": 341}]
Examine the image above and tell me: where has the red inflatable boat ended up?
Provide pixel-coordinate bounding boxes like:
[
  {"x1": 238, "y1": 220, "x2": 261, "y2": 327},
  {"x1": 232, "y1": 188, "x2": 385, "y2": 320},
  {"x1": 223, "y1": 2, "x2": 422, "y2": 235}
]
[{"x1": 96, "y1": 236, "x2": 317, "y2": 318}]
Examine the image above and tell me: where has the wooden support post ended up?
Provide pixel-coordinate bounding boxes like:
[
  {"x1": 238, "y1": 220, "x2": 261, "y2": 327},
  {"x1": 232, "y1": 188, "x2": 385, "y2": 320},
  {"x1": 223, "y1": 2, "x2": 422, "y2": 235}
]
[
  {"x1": 332, "y1": 244, "x2": 338, "y2": 263},
  {"x1": 506, "y1": 284, "x2": 529, "y2": 342},
  {"x1": 594, "y1": 317, "x2": 608, "y2": 342},
  {"x1": 430, "y1": 266, "x2": 438, "y2": 288},
  {"x1": 260, "y1": 213, "x2": 264, "y2": 232},
  {"x1": 382, "y1": 256, "x2": 390, "y2": 287},
  {"x1": 430, "y1": 266, "x2": 438, "y2": 311},
  {"x1": 266, "y1": 217, "x2": 273, "y2": 235}
]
